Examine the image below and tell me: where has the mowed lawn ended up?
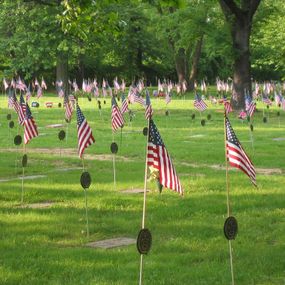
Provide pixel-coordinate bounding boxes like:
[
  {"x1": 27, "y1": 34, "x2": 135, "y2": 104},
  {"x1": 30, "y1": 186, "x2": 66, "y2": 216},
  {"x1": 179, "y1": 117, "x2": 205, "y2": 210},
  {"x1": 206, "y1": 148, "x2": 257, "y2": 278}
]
[{"x1": 0, "y1": 93, "x2": 284, "y2": 285}]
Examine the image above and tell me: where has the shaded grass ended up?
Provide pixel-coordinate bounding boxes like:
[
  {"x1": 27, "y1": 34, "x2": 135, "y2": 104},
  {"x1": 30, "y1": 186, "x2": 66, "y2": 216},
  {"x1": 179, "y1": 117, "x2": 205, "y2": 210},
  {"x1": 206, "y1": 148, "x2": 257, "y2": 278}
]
[{"x1": 0, "y1": 93, "x2": 285, "y2": 284}]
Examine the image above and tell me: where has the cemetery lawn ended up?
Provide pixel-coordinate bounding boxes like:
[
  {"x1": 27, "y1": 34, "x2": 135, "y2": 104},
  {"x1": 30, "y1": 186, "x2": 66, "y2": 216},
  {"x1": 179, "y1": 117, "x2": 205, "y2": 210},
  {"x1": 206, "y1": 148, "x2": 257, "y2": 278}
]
[{"x1": 0, "y1": 94, "x2": 284, "y2": 285}]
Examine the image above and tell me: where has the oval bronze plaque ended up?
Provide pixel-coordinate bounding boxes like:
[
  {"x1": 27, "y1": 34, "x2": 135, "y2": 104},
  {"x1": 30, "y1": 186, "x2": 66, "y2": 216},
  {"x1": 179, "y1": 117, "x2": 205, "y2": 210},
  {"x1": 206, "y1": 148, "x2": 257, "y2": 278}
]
[
  {"x1": 9, "y1": 121, "x2": 14, "y2": 128},
  {"x1": 250, "y1": 124, "x2": 254, "y2": 132},
  {"x1": 58, "y1": 130, "x2": 66, "y2": 141},
  {"x1": 263, "y1": 117, "x2": 267, "y2": 123},
  {"x1": 80, "y1": 171, "x2": 91, "y2": 189},
  {"x1": 266, "y1": 105, "x2": 269, "y2": 109},
  {"x1": 165, "y1": 110, "x2": 169, "y2": 116},
  {"x1": 224, "y1": 216, "x2": 238, "y2": 240},
  {"x1": 7, "y1": 114, "x2": 12, "y2": 120},
  {"x1": 207, "y1": 114, "x2": 211, "y2": 120},
  {"x1": 137, "y1": 228, "x2": 152, "y2": 255},
  {"x1": 201, "y1": 119, "x2": 206, "y2": 126},
  {"x1": 110, "y1": 142, "x2": 118, "y2": 154},
  {"x1": 58, "y1": 103, "x2": 62, "y2": 108},
  {"x1": 14, "y1": 135, "x2": 22, "y2": 146},
  {"x1": 22, "y1": 154, "x2": 28, "y2": 168},
  {"x1": 143, "y1": 127, "x2": 148, "y2": 136},
  {"x1": 103, "y1": 100, "x2": 106, "y2": 105}
]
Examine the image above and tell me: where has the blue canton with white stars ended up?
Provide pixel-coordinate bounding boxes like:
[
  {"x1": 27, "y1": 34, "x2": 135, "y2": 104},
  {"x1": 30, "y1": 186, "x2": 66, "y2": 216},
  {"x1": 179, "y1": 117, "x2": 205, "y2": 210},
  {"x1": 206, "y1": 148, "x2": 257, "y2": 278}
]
[
  {"x1": 149, "y1": 120, "x2": 164, "y2": 146},
  {"x1": 76, "y1": 104, "x2": 85, "y2": 126},
  {"x1": 145, "y1": 90, "x2": 151, "y2": 106},
  {"x1": 25, "y1": 104, "x2": 33, "y2": 119},
  {"x1": 226, "y1": 117, "x2": 239, "y2": 146}
]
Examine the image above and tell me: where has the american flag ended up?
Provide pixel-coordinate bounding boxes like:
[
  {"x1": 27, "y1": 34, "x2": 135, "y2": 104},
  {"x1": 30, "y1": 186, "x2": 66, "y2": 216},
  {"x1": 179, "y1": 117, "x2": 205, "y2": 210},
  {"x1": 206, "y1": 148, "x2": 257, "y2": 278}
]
[
  {"x1": 145, "y1": 90, "x2": 153, "y2": 120},
  {"x1": 76, "y1": 103, "x2": 95, "y2": 158},
  {"x1": 147, "y1": 119, "x2": 183, "y2": 195},
  {"x1": 194, "y1": 94, "x2": 207, "y2": 111},
  {"x1": 128, "y1": 87, "x2": 145, "y2": 106},
  {"x1": 24, "y1": 103, "x2": 38, "y2": 144},
  {"x1": 224, "y1": 101, "x2": 232, "y2": 115},
  {"x1": 121, "y1": 94, "x2": 129, "y2": 114},
  {"x1": 262, "y1": 95, "x2": 272, "y2": 105},
  {"x1": 225, "y1": 116, "x2": 256, "y2": 186},
  {"x1": 8, "y1": 89, "x2": 19, "y2": 110},
  {"x1": 37, "y1": 86, "x2": 43, "y2": 98},
  {"x1": 41, "y1": 78, "x2": 47, "y2": 90},
  {"x1": 16, "y1": 77, "x2": 26, "y2": 91},
  {"x1": 26, "y1": 84, "x2": 32, "y2": 102},
  {"x1": 247, "y1": 101, "x2": 256, "y2": 118},
  {"x1": 18, "y1": 94, "x2": 26, "y2": 125},
  {"x1": 165, "y1": 91, "x2": 171, "y2": 105},
  {"x1": 3, "y1": 78, "x2": 9, "y2": 90},
  {"x1": 64, "y1": 93, "x2": 73, "y2": 121},
  {"x1": 111, "y1": 96, "x2": 124, "y2": 131}
]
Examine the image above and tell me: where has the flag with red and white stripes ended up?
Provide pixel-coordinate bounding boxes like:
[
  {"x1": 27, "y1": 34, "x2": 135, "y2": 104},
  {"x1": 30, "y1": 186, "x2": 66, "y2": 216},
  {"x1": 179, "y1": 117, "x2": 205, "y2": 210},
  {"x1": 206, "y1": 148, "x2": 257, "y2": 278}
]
[
  {"x1": 225, "y1": 116, "x2": 256, "y2": 186},
  {"x1": 145, "y1": 90, "x2": 153, "y2": 120},
  {"x1": 224, "y1": 101, "x2": 232, "y2": 115},
  {"x1": 18, "y1": 94, "x2": 26, "y2": 125},
  {"x1": 247, "y1": 101, "x2": 256, "y2": 118},
  {"x1": 64, "y1": 93, "x2": 73, "y2": 121},
  {"x1": 147, "y1": 119, "x2": 183, "y2": 195},
  {"x1": 194, "y1": 94, "x2": 207, "y2": 111},
  {"x1": 24, "y1": 103, "x2": 38, "y2": 144},
  {"x1": 121, "y1": 94, "x2": 129, "y2": 114},
  {"x1": 111, "y1": 96, "x2": 124, "y2": 131},
  {"x1": 76, "y1": 103, "x2": 95, "y2": 158}
]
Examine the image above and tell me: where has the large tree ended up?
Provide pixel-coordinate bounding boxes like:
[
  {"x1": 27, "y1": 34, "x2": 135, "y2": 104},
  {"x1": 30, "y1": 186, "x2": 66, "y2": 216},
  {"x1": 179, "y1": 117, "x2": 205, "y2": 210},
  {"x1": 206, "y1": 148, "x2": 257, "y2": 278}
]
[{"x1": 219, "y1": 0, "x2": 261, "y2": 109}]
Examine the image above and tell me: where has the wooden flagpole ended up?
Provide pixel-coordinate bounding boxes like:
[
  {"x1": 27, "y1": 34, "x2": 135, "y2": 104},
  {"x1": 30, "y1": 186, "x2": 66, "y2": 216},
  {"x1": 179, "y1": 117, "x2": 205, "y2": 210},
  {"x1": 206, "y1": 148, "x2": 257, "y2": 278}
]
[
  {"x1": 224, "y1": 113, "x2": 235, "y2": 285},
  {"x1": 139, "y1": 118, "x2": 150, "y2": 285}
]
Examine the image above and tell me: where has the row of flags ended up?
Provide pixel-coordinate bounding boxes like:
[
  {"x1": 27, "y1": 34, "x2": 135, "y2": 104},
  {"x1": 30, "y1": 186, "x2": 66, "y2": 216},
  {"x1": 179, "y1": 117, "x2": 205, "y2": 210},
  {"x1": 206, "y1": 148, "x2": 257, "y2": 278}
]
[{"x1": 6, "y1": 84, "x2": 258, "y2": 196}]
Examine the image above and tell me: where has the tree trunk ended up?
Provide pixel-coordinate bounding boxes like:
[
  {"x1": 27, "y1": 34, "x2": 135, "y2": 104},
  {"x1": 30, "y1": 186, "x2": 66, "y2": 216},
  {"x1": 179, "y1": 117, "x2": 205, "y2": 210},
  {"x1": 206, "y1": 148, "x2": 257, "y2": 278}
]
[
  {"x1": 56, "y1": 51, "x2": 69, "y2": 93},
  {"x1": 188, "y1": 35, "x2": 203, "y2": 91},
  {"x1": 175, "y1": 48, "x2": 189, "y2": 87},
  {"x1": 231, "y1": 18, "x2": 251, "y2": 109}
]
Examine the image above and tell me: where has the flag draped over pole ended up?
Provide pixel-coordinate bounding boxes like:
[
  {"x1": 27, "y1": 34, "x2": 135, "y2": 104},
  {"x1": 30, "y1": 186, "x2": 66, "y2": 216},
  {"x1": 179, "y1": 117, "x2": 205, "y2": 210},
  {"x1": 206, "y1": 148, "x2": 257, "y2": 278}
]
[
  {"x1": 145, "y1": 90, "x2": 153, "y2": 120},
  {"x1": 111, "y1": 96, "x2": 124, "y2": 131},
  {"x1": 76, "y1": 103, "x2": 95, "y2": 158},
  {"x1": 194, "y1": 94, "x2": 207, "y2": 112},
  {"x1": 225, "y1": 116, "x2": 256, "y2": 186},
  {"x1": 64, "y1": 92, "x2": 73, "y2": 121},
  {"x1": 24, "y1": 103, "x2": 39, "y2": 144},
  {"x1": 121, "y1": 94, "x2": 129, "y2": 114},
  {"x1": 147, "y1": 119, "x2": 183, "y2": 195}
]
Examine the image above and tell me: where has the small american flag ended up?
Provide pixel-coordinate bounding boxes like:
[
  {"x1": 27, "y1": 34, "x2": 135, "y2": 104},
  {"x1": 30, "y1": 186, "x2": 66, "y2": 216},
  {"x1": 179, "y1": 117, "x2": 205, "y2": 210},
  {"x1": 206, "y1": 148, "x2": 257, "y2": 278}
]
[
  {"x1": 16, "y1": 77, "x2": 26, "y2": 91},
  {"x1": 111, "y1": 96, "x2": 124, "y2": 131},
  {"x1": 147, "y1": 119, "x2": 183, "y2": 195},
  {"x1": 8, "y1": 89, "x2": 19, "y2": 110},
  {"x1": 41, "y1": 78, "x2": 47, "y2": 90},
  {"x1": 37, "y1": 86, "x2": 43, "y2": 98},
  {"x1": 64, "y1": 93, "x2": 73, "y2": 121},
  {"x1": 121, "y1": 94, "x2": 129, "y2": 114},
  {"x1": 76, "y1": 103, "x2": 95, "y2": 158},
  {"x1": 3, "y1": 78, "x2": 9, "y2": 90},
  {"x1": 165, "y1": 91, "x2": 171, "y2": 105},
  {"x1": 225, "y1": 116, "x2": 256, "y2": 186},
  {"x1": 262, "y1": 95, "x2": 272, "y2": 106},
  {"x1": 145, "y1": 90, "x2": 153, "y2": 120},
  {"x1": 194, "y1": 94, "x2": 207, "y2": 111},
  {"x1": 247, "y1": 101, "x2": 256, "y2": 118},
  {"x1": 24, "y1": 103, "x2": 38, "y2": 144},
  {"x1": 26, "y1": 84, "x2": 32, "y2": 102},
  {"x1": 224, "y1": 101, "x2": 232, "y2": 115},
  {"x1": 18, "y1": 94, "x2": 26, "y2": 125}
]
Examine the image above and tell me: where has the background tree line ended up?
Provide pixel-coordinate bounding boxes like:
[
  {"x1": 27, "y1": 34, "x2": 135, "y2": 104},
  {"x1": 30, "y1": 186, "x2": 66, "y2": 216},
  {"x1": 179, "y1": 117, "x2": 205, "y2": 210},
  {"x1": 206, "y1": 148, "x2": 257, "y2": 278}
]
[{"x1": 0, "y1": 0, "x2": 284, "y2": 92}]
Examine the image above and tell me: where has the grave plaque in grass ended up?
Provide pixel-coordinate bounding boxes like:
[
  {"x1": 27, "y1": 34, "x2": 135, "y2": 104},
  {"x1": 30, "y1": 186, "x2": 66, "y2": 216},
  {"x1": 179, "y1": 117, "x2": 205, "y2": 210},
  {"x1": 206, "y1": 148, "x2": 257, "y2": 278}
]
[
  {"x1": 6, "y1": 114, "x2": 11, "y2": 120},
  {"x1": 250, "y1": 124, "x2": 254, "y2": 132},
  {"x1": 110, "y1": 142, "x2": 118, "y2": 154},
  {"x1": 137, "y1": 228, "x2": 152, "y2": 255},
  {"x1": 165, "y1": 110, "x2": 169, "y2": 116},
  {"x1": 58, "y1": 130, "x2": 66, "y2": 141},
  {"x1": 80, "y1": 172, "x2": 91, "y2": 189},
  {"x1": 143, "y1": 127, "x2": 148, "y2": 136},
  {"x1": 207, "y1": 114, "x2": 211, "y2": 120},
  {"x1": 201, "y1": 119, "x2": 206, "y2": 126},
  {"x1": 224, "y1": 216, "x2": 238, "y2": 240},
  {"x1": 9, "y1": 121, "x2": 14, "y2": 128},
  {"x1": 58, "y1": 103, "x2": 62, "y2": 108},
  {"x1": 191, "y1": 114, "x2": 195, "y2": 120},
  {"x1": 14, "y1": 135, "x2": 22, "y2": 145},
  {"x1": 263, "y1": 117, "x2": 267, "y2": 123}
]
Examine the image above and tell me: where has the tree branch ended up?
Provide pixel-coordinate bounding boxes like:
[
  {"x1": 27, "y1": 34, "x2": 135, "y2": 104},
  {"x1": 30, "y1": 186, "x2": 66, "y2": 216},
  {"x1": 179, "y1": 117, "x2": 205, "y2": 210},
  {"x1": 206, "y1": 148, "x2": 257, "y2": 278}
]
[
  {"x1": 249, "y1": 0, "x2": 262, "y2": 17},
  {"x1": 219, "y1": 0, "x2": 242, "y2": 19}
]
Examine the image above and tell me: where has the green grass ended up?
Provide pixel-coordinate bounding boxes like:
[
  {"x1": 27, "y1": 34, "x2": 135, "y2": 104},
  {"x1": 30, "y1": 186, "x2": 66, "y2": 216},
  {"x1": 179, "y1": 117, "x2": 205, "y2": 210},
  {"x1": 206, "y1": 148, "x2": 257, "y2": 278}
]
[{"x1": 0, "y1": 93, "x2": 285, "y2": 285}]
